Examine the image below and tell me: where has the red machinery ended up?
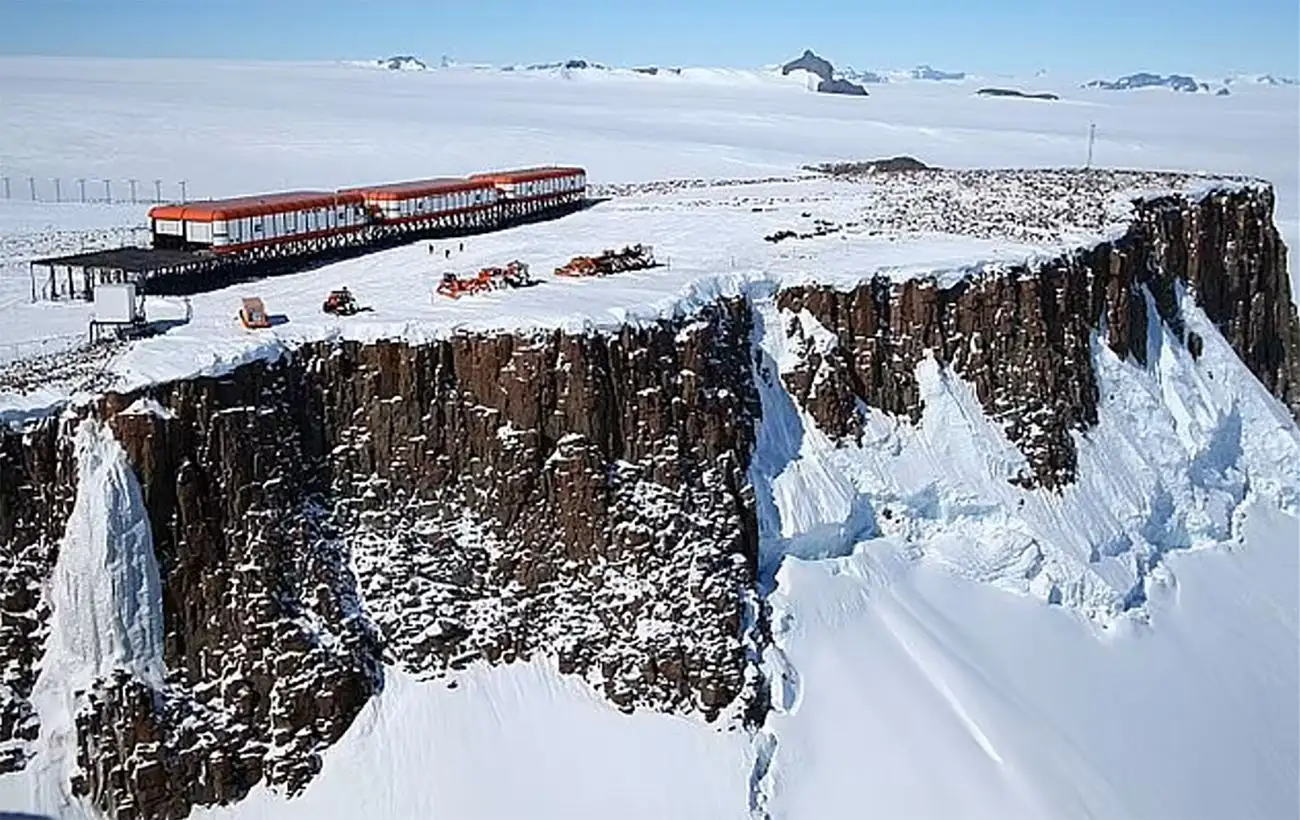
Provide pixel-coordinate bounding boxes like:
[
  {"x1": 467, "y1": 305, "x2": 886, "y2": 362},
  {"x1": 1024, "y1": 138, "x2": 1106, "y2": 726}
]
[
  {"x1": 436, "y1": 261, "x2": 532, "y2": 299},
  {"x1": 554, "y1": 244, "x2": 655, "y2": 278}
]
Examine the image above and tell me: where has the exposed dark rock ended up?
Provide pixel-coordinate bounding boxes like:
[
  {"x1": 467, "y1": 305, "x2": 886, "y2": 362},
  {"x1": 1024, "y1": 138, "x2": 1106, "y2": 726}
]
[
  {"x1": 781, "y1": 50, "x2": 835, "y2": 82},
  {"x1": 775, "y1": 187, "x2": 1299, "y2": 488},
  {"x1": 842, "y1": 67, "x2": 888, "y2": 84},
  {"x1": 376, "y1": 56, "x2": 426, "y2": 71},
  {"x1": 976, "y1": 87, "x2": 1060, "y2": 100},
  {"x1": 1085, "y1": 72, "x2": 1202, "y2": 92},
  {"x1": 804, "y1": 156, "x2": 932, "y2": 176},
  {"x1": 817, "y1": 77, "x2": 869, "y2": 96},
  {"x1": 0, "y1": 181, "x2": 1295, "y2": 819},
  {"x1": 781, "y1": 50, "x2": 869, "y2": 97},
  {"x1": 0, "y1": 300, "x2": 763, "y2": 819}
]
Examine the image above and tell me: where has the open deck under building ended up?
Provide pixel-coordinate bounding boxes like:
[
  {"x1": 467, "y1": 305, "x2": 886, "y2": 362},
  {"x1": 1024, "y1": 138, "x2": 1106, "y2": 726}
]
[{"x1": 29, "y1": 247, "x2": 227, "y2": 300}]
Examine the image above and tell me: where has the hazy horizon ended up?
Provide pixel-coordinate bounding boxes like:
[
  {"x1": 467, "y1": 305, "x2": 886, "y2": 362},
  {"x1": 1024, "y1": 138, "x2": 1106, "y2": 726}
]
[{"x1": 1, "y1": 0, "x2": 1296, "y2": 80}]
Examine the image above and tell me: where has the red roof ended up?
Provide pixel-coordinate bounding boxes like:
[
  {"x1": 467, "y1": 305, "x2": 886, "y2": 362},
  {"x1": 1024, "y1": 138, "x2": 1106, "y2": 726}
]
[
  {"x1": 345, "y1": 177, "x2": 496, "y2": 202},
  {"x1": 470, "y1": 166, "x2": 586, "y2": 184},
  {"x1": 149, "y1": 190, "x2": 365, "y2": 221}
]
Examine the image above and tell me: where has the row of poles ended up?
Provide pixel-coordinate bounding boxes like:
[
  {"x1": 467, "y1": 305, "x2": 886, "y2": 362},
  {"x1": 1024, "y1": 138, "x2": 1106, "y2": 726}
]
[{"x1": 0, "y1": 176, "x2": 189, "y2": 204}]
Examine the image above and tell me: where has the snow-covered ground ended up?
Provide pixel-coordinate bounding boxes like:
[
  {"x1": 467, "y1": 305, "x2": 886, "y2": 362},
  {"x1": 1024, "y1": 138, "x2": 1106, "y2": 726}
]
[
  {"x1": 0, "y1": 56, "x2": 1297, "y2": 820},
  {"x1": 0, "y1": 168, "x2": 1238, "y2": 420}
]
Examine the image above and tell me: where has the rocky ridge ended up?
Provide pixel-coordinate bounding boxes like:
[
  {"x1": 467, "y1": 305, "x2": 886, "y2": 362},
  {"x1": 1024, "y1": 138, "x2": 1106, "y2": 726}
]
[{"x1": 0, "y1": 178, "x2": 1296, "y2": 819}]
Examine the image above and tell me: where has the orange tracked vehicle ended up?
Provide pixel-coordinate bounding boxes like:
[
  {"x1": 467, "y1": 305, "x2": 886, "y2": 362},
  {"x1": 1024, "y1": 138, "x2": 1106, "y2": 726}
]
[
  {"x1": 436, "y1": 260, "x2": 532, "y2": 299},
  {"x1": 554, "y1": 244, "x2": 656, "y2": 277}
]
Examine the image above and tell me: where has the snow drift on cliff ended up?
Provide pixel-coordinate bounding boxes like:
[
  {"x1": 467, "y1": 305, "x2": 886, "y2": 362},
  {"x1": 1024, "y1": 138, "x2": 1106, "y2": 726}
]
[{"x1": 8, "y1": 419, "x2": 164, "y2": 816}]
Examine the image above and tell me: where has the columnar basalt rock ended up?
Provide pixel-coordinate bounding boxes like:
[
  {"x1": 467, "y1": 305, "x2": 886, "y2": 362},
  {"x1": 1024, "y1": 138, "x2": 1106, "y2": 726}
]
[
  {"x1": 0, "y1": 184, "x2": 1294, "y2": 820},
  {"x1": 776, "y1": 188, "x2": 1299, "y2": 488},
  {"x1": 0, "y1": 299, "x2": 762, "y2": 819},
  {"x1": 0, "y1": 416, "x2": 77, "y2": 774}
]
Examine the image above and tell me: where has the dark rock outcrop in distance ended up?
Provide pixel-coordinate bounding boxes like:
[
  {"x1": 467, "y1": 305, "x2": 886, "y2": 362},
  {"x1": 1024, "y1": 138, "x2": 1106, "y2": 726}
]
[
  {"x1": 804, "y1": 156, "x2": 932, "y2": 175},
  {"x1": 632, "y1": 66, "x2": 683, "y2": 76},
  {"x1": 777, "y1": 186, "x2": 1299, "y2": 487},
  {"x1": 525, "y1": 59, "x2": 608, "y2": 71},
  {"x1": 976, "y1": 87, "x2": 1060, "y2": 100},
  {"x1": 912, "y1": 64, "x2": 966, "y2": 81},
  {"x1": 1238, "y1": 74, "x2": 1298, "y2": 86},
  {"x1": 781, "y1": 50, "x2": 869, "y2": 97},
  {"x1": 842, "y1": 67, "x2": 888, "y2": 84},
  {"x1": 377, "y1": 55, "x2": 427, "y2": 71},
  {"x1": 781, "y1": 49, "x2": 835, "y2": 82},
  {"x1": 1085, "y1": 72, "x2": 1204, "y2": 92},
  {"x1": 817, "y1": 77, "x2": 869, "y2": 96}
]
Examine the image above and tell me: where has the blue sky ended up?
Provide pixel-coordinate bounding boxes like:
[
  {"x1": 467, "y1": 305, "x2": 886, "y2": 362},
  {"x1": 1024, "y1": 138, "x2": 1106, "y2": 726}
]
[{"x1": 1, "y1": 0, "x2": 1296, "y2": 78}]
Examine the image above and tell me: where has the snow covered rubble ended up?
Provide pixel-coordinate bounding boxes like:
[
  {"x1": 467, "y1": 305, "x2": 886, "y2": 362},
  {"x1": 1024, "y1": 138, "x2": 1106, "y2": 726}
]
[{"x1": 0, "y1": 168, "x2": 1266, "y2": 420}]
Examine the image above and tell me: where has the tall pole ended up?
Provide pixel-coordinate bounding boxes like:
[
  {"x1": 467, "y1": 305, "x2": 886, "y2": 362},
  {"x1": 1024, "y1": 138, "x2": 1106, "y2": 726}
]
[
  {"x1": 154, "y1": 179, "x2": 162, "y2": 203},
  {"x1": 78, "y1": 178, "x2": 86, "y2": 203},
  {"x1": 179, "y1": 180, "x2": 187, "y2": 202},
  {"x1": 129, "y1": 179, "x2": 138, "y2": 204},
  {"x1": 53, "y1": 178, "x2": 61, "y2": 203},
  {"x1": 1086, "y1": 123, "x2": 1096, "y2": 169},
  {"x1": 28, "y1": 177, "x2": 35, "y2": 200},
  {"x1": 103, "y1": 179, "x2": 111, "y2": 203},
  {"x1": 2, "y1": 177, "x2": 8, "y2": 199}
]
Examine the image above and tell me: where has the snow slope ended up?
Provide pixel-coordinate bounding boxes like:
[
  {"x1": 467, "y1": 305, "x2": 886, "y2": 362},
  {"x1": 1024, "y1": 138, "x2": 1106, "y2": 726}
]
[
  {"x1": 749, "y1": 285, "x2": 1300, "y2": 818},
  {"x1": 192, "y1": 664, "x2": 753, "y2": 820}
]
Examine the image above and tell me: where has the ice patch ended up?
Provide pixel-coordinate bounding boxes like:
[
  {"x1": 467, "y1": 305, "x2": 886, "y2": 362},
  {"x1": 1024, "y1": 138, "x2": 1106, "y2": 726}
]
[{"x1": 20, "y1": 418, "x2": 164, "y2": 815}]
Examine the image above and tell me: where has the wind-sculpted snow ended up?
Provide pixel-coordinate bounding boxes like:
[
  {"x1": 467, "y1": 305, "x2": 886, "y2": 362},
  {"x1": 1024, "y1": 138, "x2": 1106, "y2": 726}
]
[{"x1": 749, "y1": 284, "x2": 1299, "y2": 818}]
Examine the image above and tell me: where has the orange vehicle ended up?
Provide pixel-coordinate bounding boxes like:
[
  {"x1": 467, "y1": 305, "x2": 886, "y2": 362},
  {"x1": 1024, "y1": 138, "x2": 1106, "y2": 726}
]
[
  {"x1": 239, "y1": 297, "x2": 272, "y2": 329},
  {"x1": 554, "y1": 244, "x2": 656, "y2": 277},
  {"x1": 436, "y1": 261, "x2": 532, "y2": 299}
]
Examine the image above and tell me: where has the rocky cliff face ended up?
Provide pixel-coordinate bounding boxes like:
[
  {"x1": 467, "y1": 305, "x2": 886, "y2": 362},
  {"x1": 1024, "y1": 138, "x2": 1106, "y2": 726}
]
[
  {"x1": 0, "y1": 300, "x2": 761, "y2": 819},
  {"x1": 776, "y1": 186, "x2": 1298, "y2": 489},
  {"x1": 0, "y1": 185, "x2": 1295, "y2": 819}
]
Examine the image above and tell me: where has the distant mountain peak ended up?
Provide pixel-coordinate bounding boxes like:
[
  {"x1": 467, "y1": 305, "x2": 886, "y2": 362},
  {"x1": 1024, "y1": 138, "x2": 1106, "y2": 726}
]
[
  {"x1": 780, "y1": 50, "x2": 869, "y2": 97},
  {"x1": 376, "y1": 55, "x2": 428, "y2": 72},
  {"x1": 1084, "y1": 72, "x2": 1209, "y2": 93}
]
